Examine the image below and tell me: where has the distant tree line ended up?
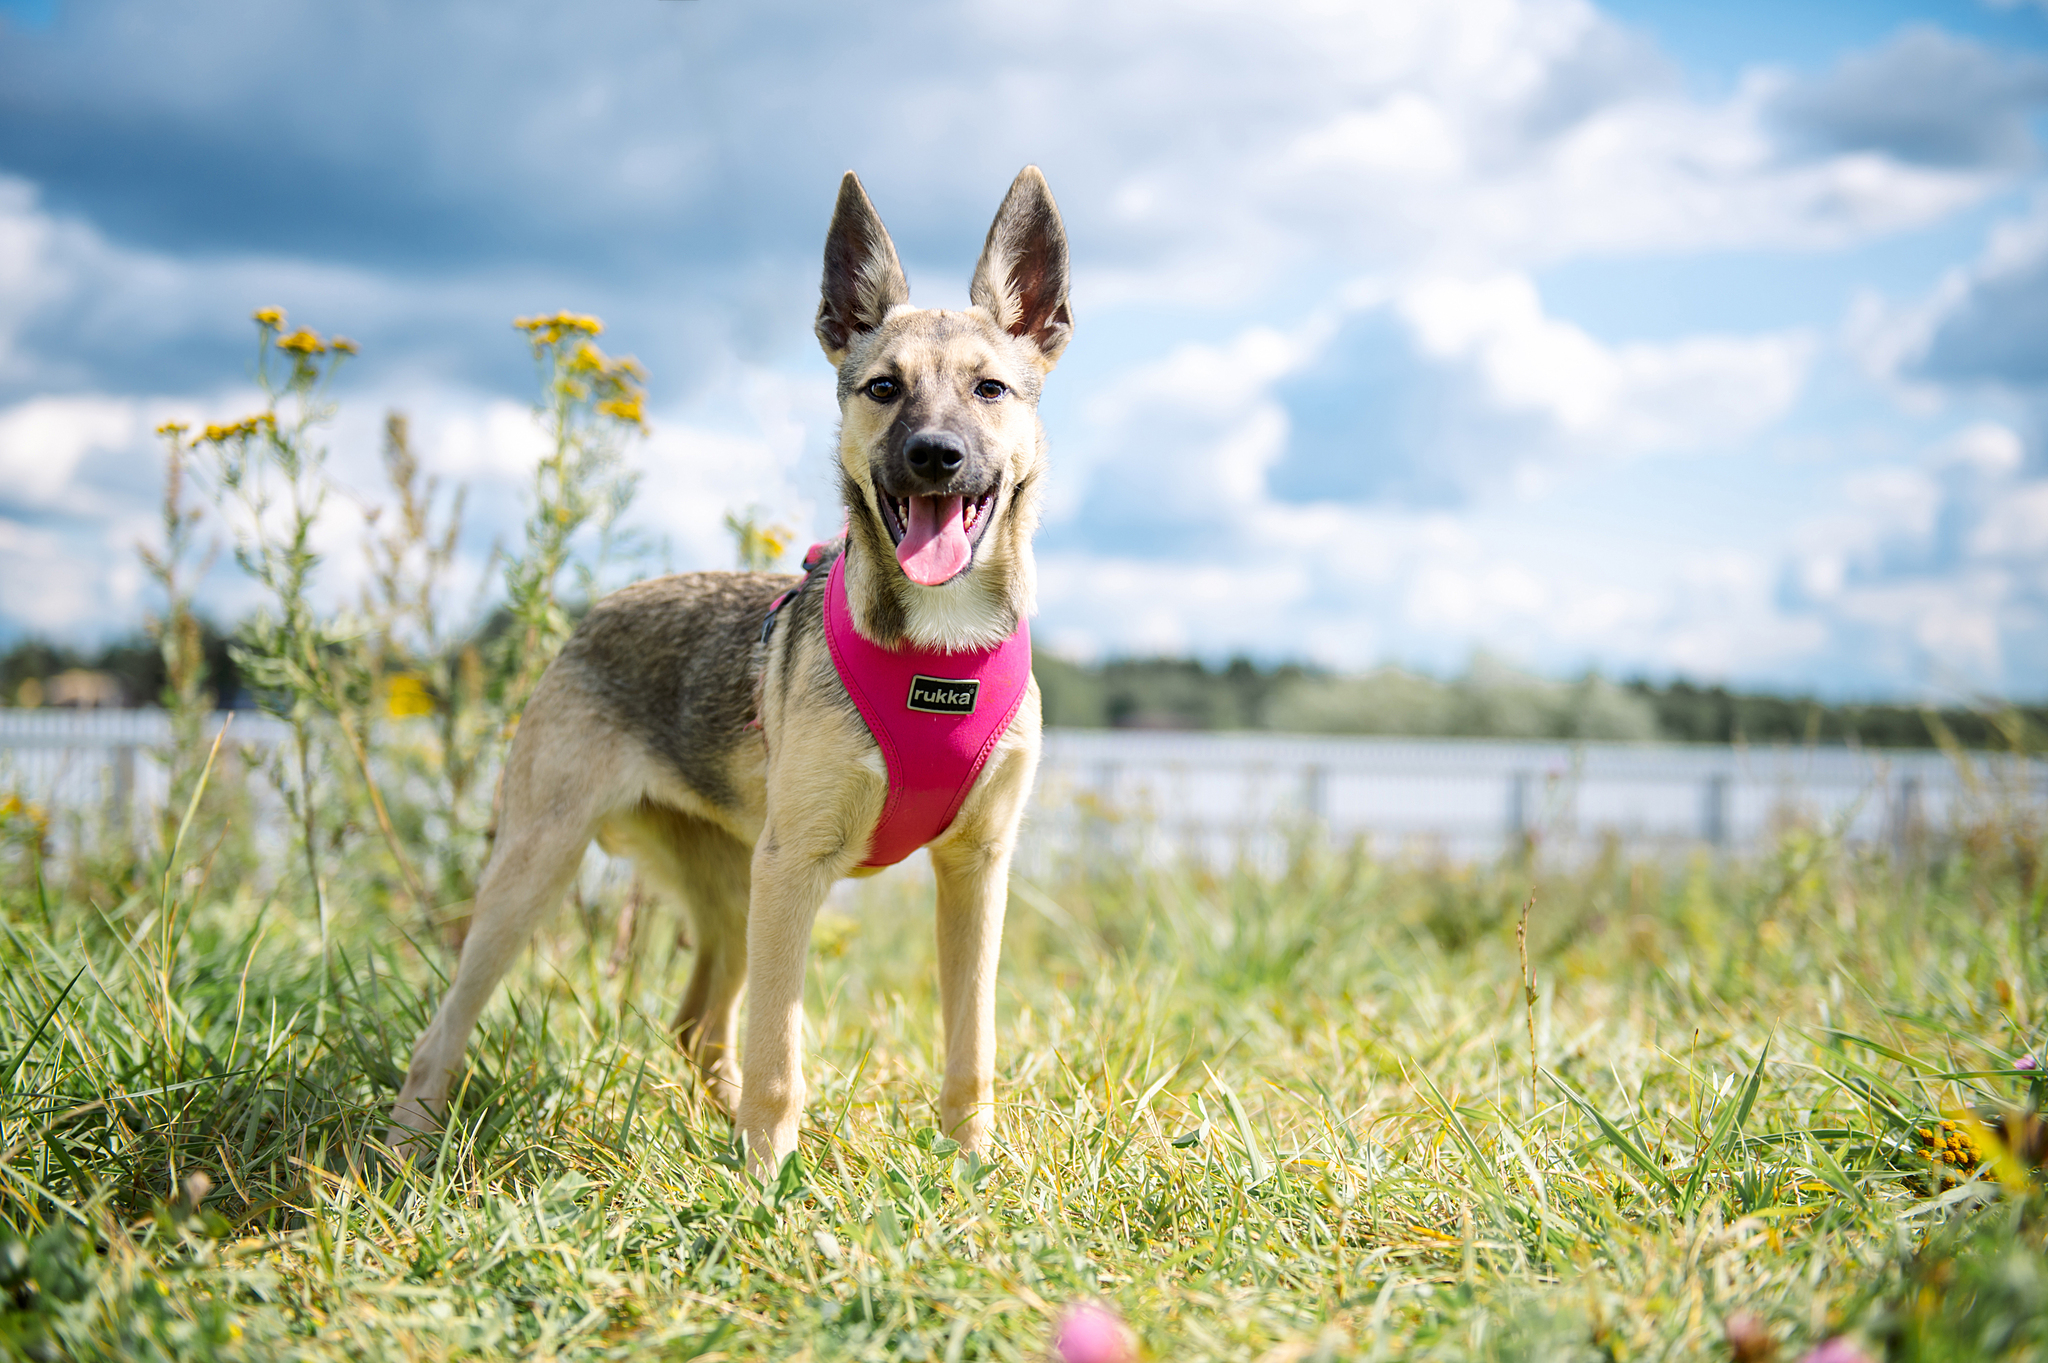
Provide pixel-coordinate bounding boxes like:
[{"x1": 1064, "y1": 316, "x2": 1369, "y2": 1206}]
[
  {"x1": 1, "y1": 627, "x2": 242, "y2": 712},
  {"x1": 1033, "y1": 653, "x2": 2043, "y2": 749},
  {"x1": 2, "y1": 625, "x2": 2037, "y2": 749}
]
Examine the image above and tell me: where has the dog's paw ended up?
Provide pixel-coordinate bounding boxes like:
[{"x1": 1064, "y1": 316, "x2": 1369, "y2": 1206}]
[
  {"x1": 385, "y1": 1096, "x2": 444, "y2": 1160},
  {"x1": 703, "y1": 1065, "x2": 744, "y2": 1119}
]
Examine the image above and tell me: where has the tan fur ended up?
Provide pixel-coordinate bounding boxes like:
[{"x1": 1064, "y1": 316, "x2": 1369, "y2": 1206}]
[
  {"x1": 392, "y1": 167, "x2": 1071, "y2": 1176},
  {"x1": 836, "y1": 314, "x2": 1046, "y2": 651}
]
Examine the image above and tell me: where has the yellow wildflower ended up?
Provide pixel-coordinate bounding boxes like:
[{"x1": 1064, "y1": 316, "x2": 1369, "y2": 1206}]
[
  {"x1": 1915, "y1": 1116, "x2": 1982, "y2": 1184},
  {"x1": 596, "y1": 395, "x2": 645, "y2": 426},
  {"x1": 385, "y1": 675, "x2": 436, "y2": 718},
  {"x1": 252, "y1": 307, "x2": 285, "y2": 328},
  {"x1": 199, "y1": 413, "x2": 274, "y2": 444},
  {"x1": 276, "y1": 329, "x2": 328, "y2": 355},
  {"x1": 514, "y1": 311, "x2": 604, "y2": 345},
  {"x1": 154, "y1": 420, "x2": 189, "y2": 440},
  {"x1": 331, "y1": 336, "x2": 359, "y2": 355},
  {"x1": 0, "y1": 792, "x2": 51, "y2": 838}
]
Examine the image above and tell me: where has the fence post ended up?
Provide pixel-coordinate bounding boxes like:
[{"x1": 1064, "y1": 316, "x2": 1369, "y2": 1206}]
[
  {"x1": 1701, "y1": 773, "x2": 1730, "y2": 847},
  {"x1": 1094, "y1": 762, "x2": 1119, "y2": 806},
  {"x1": 1507, "y1": 770, "x2": 1532, "y2": 843},
  {"x1": 110, "y1": 744, "x2": 136, "y2": 837},
  {"x1": 1082, "y1": 761, "x2": 1118, "y2": 863},
  {"x1": 1302, "y1": 763, "x2": 1327, "y2": 825},
  {"x1": 1890, "y1": 773, "x2": 1923, "y2": 854}
]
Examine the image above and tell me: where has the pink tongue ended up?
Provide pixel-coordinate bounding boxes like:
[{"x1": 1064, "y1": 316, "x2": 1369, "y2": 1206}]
[{"x1": 897, "y1": 495, "x2": 971, "y2": 586}]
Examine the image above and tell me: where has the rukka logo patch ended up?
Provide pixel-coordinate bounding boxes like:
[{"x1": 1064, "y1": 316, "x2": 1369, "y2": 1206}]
[{"x1": 907, "y1": 675, "x2": 979, "y2": 715}]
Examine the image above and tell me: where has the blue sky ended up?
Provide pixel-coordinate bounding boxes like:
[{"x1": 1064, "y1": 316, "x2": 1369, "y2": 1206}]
[{"x1": 1, "y1": 0, "x2": 2045, "y2": 699}]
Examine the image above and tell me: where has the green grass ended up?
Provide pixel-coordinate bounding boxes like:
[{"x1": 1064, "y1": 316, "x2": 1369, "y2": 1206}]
[{"x1": 1, "y1": 807, "x2": 2045, "y2": 1361}]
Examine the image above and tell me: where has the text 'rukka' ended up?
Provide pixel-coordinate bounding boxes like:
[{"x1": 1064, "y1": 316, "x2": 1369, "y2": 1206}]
[{"x1": 906, "y1": 675, "x2": 980, "y2": 715}]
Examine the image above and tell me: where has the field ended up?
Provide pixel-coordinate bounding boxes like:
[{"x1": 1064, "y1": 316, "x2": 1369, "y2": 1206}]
[
  {"x1": 2, "y1": 313, "x2": 2044, "y2": 1361},
  {"x1": 2, "y1": 786, "x2": 2045, "y2": 1362}
]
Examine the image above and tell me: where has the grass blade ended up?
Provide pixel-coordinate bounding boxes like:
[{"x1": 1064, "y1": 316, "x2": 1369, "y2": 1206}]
[
  {"x1": 1547, "y1": 1068, "x2": 1679, "y2": 1202},
  {"x1": 1205, "y1": 1066, "x2": 1270, "y2": 1187},
  {"x1": 2, "y1": 964, "x2": 85, "y2": 1095},
  {"x1": 1679, "y1": 1037, "x2": 1771, "y2": 1218}
]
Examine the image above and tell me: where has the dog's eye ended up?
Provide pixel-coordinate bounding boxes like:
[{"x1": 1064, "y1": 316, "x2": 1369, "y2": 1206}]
[
  {"x1": 862, "y1": 377, "x2": 900, "y2": 403},
  {"x1": 973, "y1": 379, "x2": 1008, "y2": 401}
]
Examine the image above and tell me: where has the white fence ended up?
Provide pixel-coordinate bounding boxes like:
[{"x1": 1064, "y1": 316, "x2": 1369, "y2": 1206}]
[
  {"x1": 3, "y1": 710, "x2": 2041, "y2": 866},
  {"x1": 1031, "y1": 730, "x2": 2044, "y2": 865},
  {"x1": 0, "y1": 709, "x2": 292, "y2": 840}
]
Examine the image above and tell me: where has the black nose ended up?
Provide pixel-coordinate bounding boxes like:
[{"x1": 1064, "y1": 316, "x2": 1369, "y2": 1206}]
[{"x1": 903, "y1": 430, "x2": 966, "y2": 480}]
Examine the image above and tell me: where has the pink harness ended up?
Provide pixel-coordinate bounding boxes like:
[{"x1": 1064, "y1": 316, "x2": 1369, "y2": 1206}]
[{"x1": 814, "y1": 551, "x2": 1031, "y2": 868}]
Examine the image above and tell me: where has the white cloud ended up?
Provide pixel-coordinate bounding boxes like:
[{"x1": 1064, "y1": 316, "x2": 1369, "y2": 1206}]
[
  {"x1": 0, "y1": 164, "x2": 850, "y2": 643},
  {"x1": 1942, "y1": 420, "x2": 2026, "y2": 479},
  {"x1": 0, "y1": 173, "x2": 471, "y2": 406},
  {"x1": 1021, "y1": 266, "x2": 1849, "y2": 680},
  {"x1": 1039, "y1": 323, "x2": 2047, "y2": 694},
  {"x1": 0, "y1": 179, "x2": 67, "y2": 384},
  {"x1": 1064, "y1": 325, "x2": 1306, "y2": 526},
  {"x1": 1, "y1": 0, "x2": 2044, "y2": 700},
  {"x1": 0, "y1": 516, "x2": 127, "y2": 633},
  {"x1": 1852, "y1": 190, "x2": 2048, "y2": 400},
  {"x1": 0, "y1": 368, "x2": 841, "y2": 645},
  {"x1": 0, "y1": 395, "x2": 140, "y2": 508},
  {"x1": 0, "y1": 392, "x2": 221, "y2": 630},
  {"x1": 1038, "y1": 499, "x2": 1848, "y2": 686},
  {"x1": 1054, "y1": 273, "x2": 1815, "y2": 549},
  {"x1": 1208, "y1": 5, "x2": 2002, "y2": 272},
  {"x1": 1768, "y1": 27, "x2": 2048, "y2": 171},
  {"x1": 15, "y1": 0, "x2": 2013, "y2": 313},
  {"x1": 1281, "y1": 95, "x2": 1467, "y2": 181},
  {"x1": 1397, "y1": 273, "x2": 1812, "y2": 455},
  {"x1": 1973, "y1": 484, "x2": 2048, "y2": 558},
  {"x1": 1037, "y1": 554, "x2": 1315, "y2": 660},
  {"x1": 1775, "y1": 422, "x2": 2048, "y2": 693}
]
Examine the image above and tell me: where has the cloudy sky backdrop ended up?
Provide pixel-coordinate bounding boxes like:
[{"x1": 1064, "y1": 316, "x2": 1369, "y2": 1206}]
[{"x1": 2, "y1": 0, "x2": 2046, "y2": 698}]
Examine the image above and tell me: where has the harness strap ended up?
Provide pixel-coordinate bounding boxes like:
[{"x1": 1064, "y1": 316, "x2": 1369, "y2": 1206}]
[
  {"x1": 756, "y1": 541, "x2": 1032, "y2": 866},
  {"x1": 758, "y1": 540, "x2": 835, "y2": 645},
  {"x1": 821, "y1": 552, "x2": 1031, "y2": 868}
]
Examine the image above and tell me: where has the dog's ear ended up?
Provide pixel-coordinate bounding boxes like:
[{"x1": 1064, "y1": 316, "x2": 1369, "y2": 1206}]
[
  {"x1": 969, "y1": 165, "x2": 1072, "y2": 370},
  {"x1": 816, "y1": 172, "x2": 910, "y2": 365}
]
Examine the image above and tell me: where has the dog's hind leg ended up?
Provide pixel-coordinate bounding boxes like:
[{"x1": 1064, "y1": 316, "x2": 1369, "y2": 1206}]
[
  {"x1": 598, "y1": 804, "x2": 752, "y2": 1115},
  {"x1": 390, "y1": 694, "x2": 641, "y2": 1146},
  {"x1": 668, "y1": 818, "x2": 752, "y2": 1115}
]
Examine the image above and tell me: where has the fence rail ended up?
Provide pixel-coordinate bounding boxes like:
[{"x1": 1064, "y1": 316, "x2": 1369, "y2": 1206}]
[
  {"x1": 1030, "y1": 730, "x2": 2039, "y2": 865},
  {"x1": 3, "y1": 710, "x2": 2041, "y2": 866},
  {"x1": 0, "y1": 711, "x2": 293, "y2": 843}
]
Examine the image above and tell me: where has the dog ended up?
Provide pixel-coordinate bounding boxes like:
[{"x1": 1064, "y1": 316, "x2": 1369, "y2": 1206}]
[{"x1": 392, "y1": 166, "x2": 1072, "y2": 1176}]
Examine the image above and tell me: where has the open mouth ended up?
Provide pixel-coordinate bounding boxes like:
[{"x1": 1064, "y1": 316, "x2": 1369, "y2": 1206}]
[{"x1": 876, "y1": 484, "x2": 999, "y2": 587}]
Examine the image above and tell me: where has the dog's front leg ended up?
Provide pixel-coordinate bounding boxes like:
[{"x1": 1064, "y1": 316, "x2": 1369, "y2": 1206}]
[
  {"x1": 929, "y1": 833, "x2": 1015, "y2": 1157},
  {"x1": 736, "y1": 829, "x2": 840, "y2": 1177},
  {"x1": 929, "y1": 740, "x2": 1037, "y2": 1158}
]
